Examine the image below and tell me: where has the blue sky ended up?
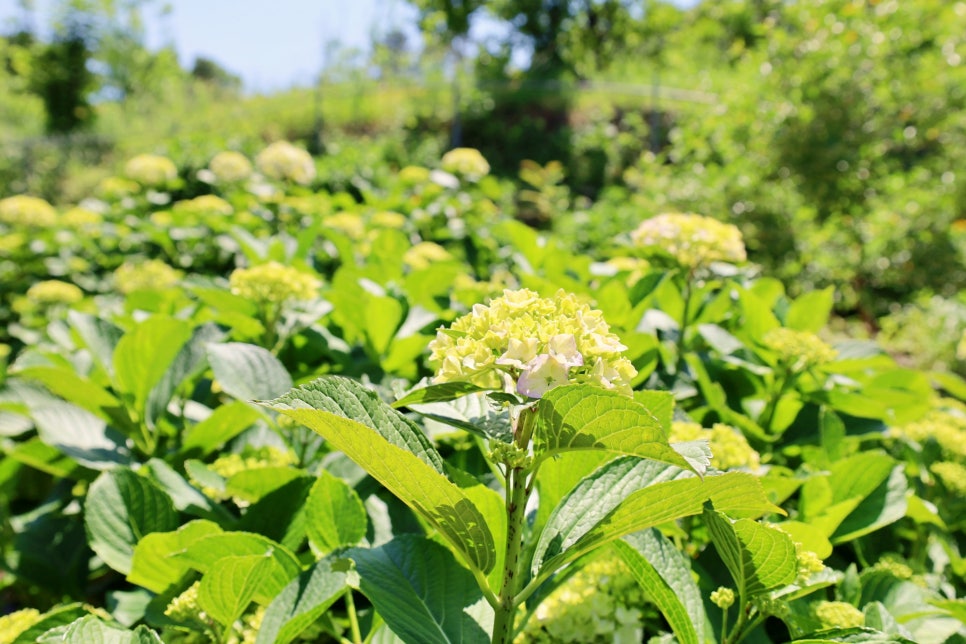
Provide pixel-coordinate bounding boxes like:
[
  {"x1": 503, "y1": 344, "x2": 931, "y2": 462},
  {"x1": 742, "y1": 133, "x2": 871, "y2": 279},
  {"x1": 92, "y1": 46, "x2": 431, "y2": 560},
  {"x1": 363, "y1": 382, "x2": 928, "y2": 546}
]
[{"x1": 0, "y1": 0, "x2": 419, "y2": 92}]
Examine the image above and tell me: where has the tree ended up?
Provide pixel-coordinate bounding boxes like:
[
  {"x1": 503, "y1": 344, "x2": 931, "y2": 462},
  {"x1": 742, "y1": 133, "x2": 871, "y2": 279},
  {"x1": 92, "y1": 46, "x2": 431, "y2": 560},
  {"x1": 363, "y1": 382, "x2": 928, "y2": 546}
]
[{"x1": 31, "y1": 16, "x2": 97, "y2": 133}]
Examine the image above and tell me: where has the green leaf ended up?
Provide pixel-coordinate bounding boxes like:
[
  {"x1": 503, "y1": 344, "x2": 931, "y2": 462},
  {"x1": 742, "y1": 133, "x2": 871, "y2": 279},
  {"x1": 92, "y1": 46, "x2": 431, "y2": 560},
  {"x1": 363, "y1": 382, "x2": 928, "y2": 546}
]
[
  {"x1": 929, "y1": 371, "x2": 966, "y2": 401},
  {"x1": 236, "y1": 476, "x2": 314, "y2": 552},
  {"x1": 208, "y1": 342, "x2": 293, "y2": 402},
  {"x1": 533, "y1": 460, "x2": 779, "y2": 578},
  {"x1": 831, "y1": 465, "x2": 907, "y2": 544},
  {"x1": 787, "y1": 287, "x2": 835, "y2": 333},
  {"x1": 84, "y1": 468, "x2": 180, "y2": 575},
  {"x1": 181, "y1": 401, "x2": 261, "y2": 456},
  {"x1": 113, "y1": 317, "x2": 193, "y2": 417},
  {"x1": 10, "y1": 604, "x2": 94, "y2": 644},
  {"x1": 366, "y1": 295, "x2": 405, "y2": 356},
  {"x1": 36, "y1": 615, "x2": 163, "y2": 644},
  {"x1": 704, "y1": 507, "x2": 797, "y2": 599},
  {"x1": 174, "y1": 532, "x2": 301, "y2": 604},
  {"x1": 263, "y1": 376, "x2": 496, "y2": 575},
  {"x1": 15, "y1": 365, "x2": 125, "y2": 424},
  {"x1": 349, "y1": 536, "x2": 492, "y2": 644},
  {"x1": 144, "y1": 323, "x2": 224, "y2": 429},
  {"x1": 226, "y1": 467, "x2": 306, "y2": 503},
  {"x1": 143, "y1": 458, "x2": 231, "y2": 522},
  {"x1": 405, "y1": 392, "x2": 514, "y2": 443},
  {"x1": 68, "y1": 311, "x2": 124, "y2": 378},
  {"x1": 4, "y1": 437, "x2": 83, "y2": 479},
  {"x1": 392, "y1": 382, "x2": 491, "y2": 408},
  {"x1": 533, "y1": 384, "x2": 695, "y2": 473},
  {"x1": 614, "y1": 530, "x2": 707, "y2": 644},
  {"x1": 306, "y1": 470, "x2": 368, "y2": 555},
  {"x1": 31, "y1": 400, "x2": 130, "y2": 469},
  {"x1": 128, "y1": 520, "x2": 223, "y2": 593},
  {"x1": 255, "y1": 559, "x2": 349, "y2": 644},
  {"x1": 198, "y1": 554, "x2": 281, "y2": 628},
  {"x1": 632, "y1": 390, "x2": 675, "y2": 431},
  {"x1": 792, "y1": 627, "x2": 917, "y2": 643}
]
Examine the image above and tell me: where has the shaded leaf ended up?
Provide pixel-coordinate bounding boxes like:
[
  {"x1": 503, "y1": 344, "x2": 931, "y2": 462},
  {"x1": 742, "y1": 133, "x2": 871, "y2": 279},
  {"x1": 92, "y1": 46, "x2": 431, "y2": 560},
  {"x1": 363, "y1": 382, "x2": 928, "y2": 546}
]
[
  {"x1": 306, "y1": 470, "x2": 368, "y2": 555},
  {"x1": 128, "y1": 520, "x2": 223, "y2": 593},
  {"x1": 704, "y1": 507, "x2": 798, "y2": 598},
  {"x1": 256, "y1": 559, "x2": 349, "y2": 644},
  {"x1": 208, "y1": 342, "x2": 293, "y2": 402}
]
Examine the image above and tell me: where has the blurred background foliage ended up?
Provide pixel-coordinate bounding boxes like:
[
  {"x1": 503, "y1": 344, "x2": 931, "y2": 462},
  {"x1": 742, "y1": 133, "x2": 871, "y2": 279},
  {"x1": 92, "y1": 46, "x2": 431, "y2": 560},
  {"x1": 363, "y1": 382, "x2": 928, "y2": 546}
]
[{"x1": 1, "y1": 0, "x2": 965, "y2": 372}]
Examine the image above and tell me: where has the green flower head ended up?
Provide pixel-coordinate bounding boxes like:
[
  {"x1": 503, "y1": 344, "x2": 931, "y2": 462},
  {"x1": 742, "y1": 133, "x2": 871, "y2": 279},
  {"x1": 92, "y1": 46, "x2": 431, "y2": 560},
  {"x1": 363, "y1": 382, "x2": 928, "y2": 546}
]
[
  {"x1": 440, "y1": 147, "x2": 491, "y2": 182},
  {"x1": 114, "y1": 259, "x2": 183, "y2": 294},
  {"x1": 711, "y1": 587, "x2": 735, "y2": 609},
  {"x1": 26, "y1": 280, "x2": 84, "y2": 305},
  {"x1": 209, "y1": 150, "x2": 253, "y2": 183},
  {"x1": 630, "y1": 212, "x2": 746, "y2": 269},
  {"x1": 256, "y1": 141, "x2": 316, "y2": 184},
  {"x1": 762, "y1": 327, "x2": 837, "y2": 371},
  {"x1": 229, "y1": 261, "x2": 321, "y2": 306},
  {"x1": 124, "y1": 153, "x2": 178, "y2": 188},
  {"x1": 429, "y1": 288, "x2": 637, "y2": 398},
  {"x1": 813, "y1": 601, "x2": 864, "y2": 629},
  {"x1": 670, "y1": 421, "x2": 760, "y2": 471},
  {"x1": 0, "y1": 195, "x2": 58, "y2": 228}
]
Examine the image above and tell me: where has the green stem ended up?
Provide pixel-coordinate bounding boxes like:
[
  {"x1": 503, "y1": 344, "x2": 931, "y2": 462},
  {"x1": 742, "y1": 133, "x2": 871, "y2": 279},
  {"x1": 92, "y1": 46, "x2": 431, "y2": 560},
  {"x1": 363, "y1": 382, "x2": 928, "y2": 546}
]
[
  {"x1": 720, "y1": 606, "x2": 730, "y2": 644},
  {"x1": 492, "y1": 466, "x2": 530, "y2": 644},
  {"x1": 676, "y1": 271, "x2": 694, "y2": 374},
  {"x1": 724, "y1": 600, "x2": 750, "y2": 644},
  {"x1": 759, "y1": 366, "x2": 795, "y2": 434},
  {"x1": 344, "y1": 588, "x2": 362, "y2": 644}
]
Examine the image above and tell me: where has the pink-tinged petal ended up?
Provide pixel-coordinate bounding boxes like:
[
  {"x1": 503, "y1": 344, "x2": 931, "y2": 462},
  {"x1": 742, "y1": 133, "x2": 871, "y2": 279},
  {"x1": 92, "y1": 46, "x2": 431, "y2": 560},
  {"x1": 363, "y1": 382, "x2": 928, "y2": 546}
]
[{"x1": 517, "y1": 354, "x2": 569, "y2": 399}]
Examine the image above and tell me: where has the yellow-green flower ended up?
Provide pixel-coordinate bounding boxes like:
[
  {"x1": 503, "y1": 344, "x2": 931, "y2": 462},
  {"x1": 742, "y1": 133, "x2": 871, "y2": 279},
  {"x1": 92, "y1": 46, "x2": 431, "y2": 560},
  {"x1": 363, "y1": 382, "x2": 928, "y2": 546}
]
[
  {"x1": 165, "y1": 581, "x2": 203, "y2": 622},
  {"x1": 403, "y1": 241, "x2": 454, "y2": 270},
  {"x1": 429, "y1": 288, "x2": 637, "y2": 398},
  {"x1": 669, "y1": 421, "x2": 760, "y2": 470},
  {"x1": 114, "y1": 259, "x2": 183, "y2": 294},
  {"x1": 97, "y1": 176, "x2": 140, "y2": 200},
  {"x1": 209, "y1": 150, "x2": 253, "y2": 183},
  {"x1": 174, "y1": 194, "x2": 233, "y2": 216},
  {"x1": 813, "y1": 601, "x2": 864, "y2": 629},
  {"x1": 26, "y1": 280, "x2": 83, "y2": 305},
  {"x1": 61, "y1": 207, "x2": 102, "y2": 228},
  {"x1": 762, "y1": 328, "x2": 837, "y2": 371},
  {"x1": 931, "y1": 461, "x2": 966, "y2": 495},
  {"x1": 0, "y1": 608, "x2": 42, "y2": 642},
  {"x1": 229, "y1": 261, "x2": 320, "y2": 305},
  {"x1": 440, "y1": 147, "x2": 490, "y2": 181},
  {"x1": 371, "y1": 210, "x2": 407, "y2": 229},
  {"x1": 398, "y1": 165, "x2": 431, "y2": 186},
  {"x1": 796, "y1": 546, "x2": 825, "y2": 582},
  {"x1": 324, "y1": 212, "x2": 366, "y2": 239},
  {"x1": 0, "y1": 195, "x2": 57, "y2": 228},
  {"x1": 711, "y1": 587, "x2": 735, "y2": 609},
  {"x1": 124, "y1": 154, "x2": 178, "y2": 188},
  {"x1": 630, "y1": 212, "x2": 746, "y2": 269},
  {"x1": 891, "y1": 405, "x2": 966, "y2": 459},
  {"x1": 256, "y1": 141, "x2": 315, "y2": 185},
  {"x1": 0, "y1": 232, "x2": 26, "y2": 254}
]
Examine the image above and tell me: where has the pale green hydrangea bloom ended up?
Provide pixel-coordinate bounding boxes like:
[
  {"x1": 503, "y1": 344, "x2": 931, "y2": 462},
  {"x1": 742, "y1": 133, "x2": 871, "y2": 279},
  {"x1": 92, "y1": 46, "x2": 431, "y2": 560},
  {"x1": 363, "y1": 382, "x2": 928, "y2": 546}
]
[
  {"x1": 429, "y1": 288, "x2": 637, "y2": 398},
  {"x1": 762, "y1": 328, "x2": 838, "y2": 370},
  {"x1": 229, "y1": 262, "x2": 320, "y2": 305},
  {"x1": 371, "y1": 210, "x2": 407, "y2": 229},
  {"x1": 891, "y1": 405, "x2": 966, "y2": 460},
  {"x1": 403, "y1": 241, "x2": 455, "y2": 270},
  {"x1": 670, "y1": 421, "x2": 760, "y2": 470},
  {"x1": 61, "y1": 207, "x2": 102, "y2": 228},
  {"x1": 813, "y1": 601, "x2": 864, "y2": 629},
  {"x1": 863, "y1": 556, "x2": 914, "y2": 581},
  {"x1": 209, "y1": 150, "x2": 253, "y2": 183},
  {"x1": 165, "y1": 581, "x2": 204, "y2": 622},
  {"x1": 26, "y1": 280, "x2": 84, "y2": 305},
  {"x1": 519, "y1": 557, "x2": 643, "y2": 643},
  {"x1": 97, "y1": 176, "x2": 140, "y2": 200},
  {"x1": 0, "y1": 608, "x2": 42, "y2": 642},
  {"x1": 323, "y1": 212, "x2": 366, "y2": 239},
  {"x1": 114, "y1": 259, "x2": 183, "y2": 294},
  {"x1": 440, "y1": 147, "x2": 490, "y2": 181},
  {"x1": 256, "y1": 141, "x2": 316, "y2": 185},
  {"x1": 398, "y1": 165, "x2": 431, "y2": 186},
  {"x1": 124, "y1": 154, "x2": 178, "y2": 188},
  {"x1": 711, "y1": 587, "x2": 735, "y2": 609},
  {"x1": 930, "y1": 461, "x2": 966, "y2": 495},
  {"x1": 0, "y1": 195, "x2": 58, "y2": 228},
  {"x1": 630, "y1": 212, "x2": 746, "y2": 269},
  {"x1": 174, "y1": 194, "x2": 233, "y2": 216}
]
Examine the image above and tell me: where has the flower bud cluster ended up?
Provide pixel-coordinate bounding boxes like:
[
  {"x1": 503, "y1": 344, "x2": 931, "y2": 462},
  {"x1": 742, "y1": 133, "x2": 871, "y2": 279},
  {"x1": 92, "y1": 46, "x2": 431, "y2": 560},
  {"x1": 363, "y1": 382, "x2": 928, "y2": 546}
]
[
  {"x1": 630, "y1": 212, "x2": 746, "y2": 269},
  {"x1": 229, "y1": 262, "x2": 320, "y2": 306},
  {"x1": 165, "y1": 581, "x2": 204, "y2": 623},
  {"x1": 0, "y1": 195, "x2": 58, "y2": 228},
  {"x1": 256, "y1": 141, "x2": 316, "y2": 185},
  {"x1": 711, "y1": 587, "x2": 735, "y2": 609},
  {"x1": 440, "y1": 147, "x2": 491, "y2": 182},
  {"x1": 891, "y1": 405, "x2": 966, "y2": 460},
  {"x1": 812, "y1": 601, "x2": 864, "y2": 629},
  {"x1": 124, "y1": 154, "x2": 178, "y2": 188},
  {"x1": 669, "y1": 421, "x2": 760, "y2": 470},
  {"x1": 114, "y1": 259, "x2": 183, "y2": 294},
  {"x1": 762, "y1": 328, "x2": 837, "y2": 371},
  {"x1": 429, "y1": 288, "x2": 636, "y2": 398}
]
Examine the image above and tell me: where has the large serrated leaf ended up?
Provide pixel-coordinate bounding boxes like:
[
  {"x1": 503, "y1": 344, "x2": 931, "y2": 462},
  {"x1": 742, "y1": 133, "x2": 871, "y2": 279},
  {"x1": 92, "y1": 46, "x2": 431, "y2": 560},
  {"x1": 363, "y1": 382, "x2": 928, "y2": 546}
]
[
  {"x1": 614, "y1": 529, "x2": 708, "y2": 644},
  {"x1": 36, "y1": 615, "x2": 163, "y2": 644},
  {"x1": 144, "y1": 323, "x2": 223, "y2": 429},
  {"x1": 198, "y1": 554, "x2": 281, "y2": 628},
  {"x1": 181, "y1": 401, "x2": 261, "y2": 456},
  {"x1": 393, "y1": 382, "x2": 491, "y2": 408},
  {"x1": 534, "y1": 465, "x2": 779, "y2": 579},
  {"x1": 68, "y1": 311, "x2": 124, "y2": 378},
  {"x1": 405, "y1": 392, "x2": 513, "y2": 443},
  {"x1": 113, "y1": 317, "x2": 193, "y2": 417},
  {"x1": 255, "y1": 559, "x2": 349, "y2": 644},
  {"x1": 349, "y1": 536, "x2": 492, "y2": 644},
  {"x1": 207, "y1": 342, "x2": 293, "y2": 402},
  {"x1": 31, "y1": 400, "x2": 131, "y2": 469},
  {"x1": 128, "y1": 520, "x2": 223, "y2": 593},
  {"x1": 306, "y1": 470, "x2": 368, "y2": 555},
  {"x1": 533, "y1": 384, "x2": 696, "y2": 473},
  {"x1": 263, "y1": 376, "x2": 496, "y2": 575},
  {"x1": 84, "y1": 468, "x2": 179, "y2": 575},
  {"x1": 704, "y1": 507, "x2": 797, "y2": 599}
]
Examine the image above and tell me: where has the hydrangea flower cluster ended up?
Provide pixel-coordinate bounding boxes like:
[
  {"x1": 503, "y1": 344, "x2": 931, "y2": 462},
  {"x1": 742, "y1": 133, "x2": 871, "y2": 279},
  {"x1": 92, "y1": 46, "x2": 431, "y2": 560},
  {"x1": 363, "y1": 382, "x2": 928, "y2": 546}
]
[
  {"x1": 25, "y1": 280, "x2": 84, "y2": 305},
  {"x1": 711, "y1": 587, "x2": 735, "y2": 609},
  {"x1": 229, "y1": 262, "x2": 320, "y2": 306},
  {"x1": 890, "y1": 405, "x2": 966, "y2": 460},
  {"x1": 208, "y1": 150, "x2": 253, "y2": 183},
  {"x1": 114, "y1": 259, "x2": 183, "y2": 294},
  {"x1": 930, "y1": 461, "x2": 966, "y2": 495},
  {"x1": 61, "y1": 207, "x2": 102, "y2": 229},
  {"x1": 440, "y1": 147, "x2": 491, "y2": 182},
  {"x1": 0, "y1": 608, "x2": 42, "y2": 641},
  {"x1": 520, "y1": 557, "x2": 643, "y2": 643},
  {"x1": 429, "y1": 288, "x2": 637, "y2": 398},
  {"x1": 669, "y1": 421, "x2": 760, "y2": 470},
  {"x1": 124, "y1": 154, "x2": 178, "y2": 188},
  {"x1": 403, "y1": 241, "x2": 455, "y2": 270},
  {"x1": 812, "y1": 601, "x2": 865, "y2": 629},
  {"x1": 0, "y1": 195, "x2": 58, "y2": 228},
  {"x1": 97, "y1": 176, "x2": 140, "y2": 200},
  {"x1": 630, "y1": 212, "x2": 746, "y2": 269},
  {"x1": 256, "y1": 141, "x2": 316, "y2": 185},
  {"x1": 762, "y1": 328, "x2": 837, "y2": 371},
  {"x1": 174, "y1": 194, "x2": 233, "y2": 216}
]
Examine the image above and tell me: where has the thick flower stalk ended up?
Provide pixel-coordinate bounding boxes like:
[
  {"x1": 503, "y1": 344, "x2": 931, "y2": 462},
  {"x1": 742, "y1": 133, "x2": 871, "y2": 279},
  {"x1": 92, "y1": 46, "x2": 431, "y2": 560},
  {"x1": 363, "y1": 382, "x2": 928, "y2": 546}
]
[
  {"x1": 428, "y1": 288, "x2": 637, "y2": 399},
  {"x1": 630, "y1": 212, "x2": 746, "y2": 270}
]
